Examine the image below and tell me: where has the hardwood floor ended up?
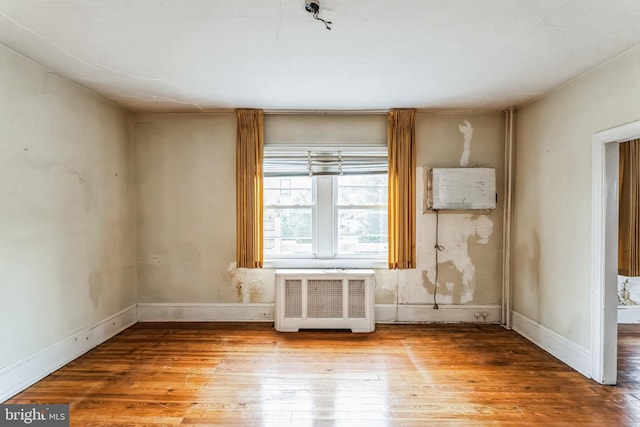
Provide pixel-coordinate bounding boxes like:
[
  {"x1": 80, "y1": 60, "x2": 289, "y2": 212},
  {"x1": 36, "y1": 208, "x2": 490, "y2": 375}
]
[{"x1": 7, "y1": 322, "x2": 640, "y2": 426}]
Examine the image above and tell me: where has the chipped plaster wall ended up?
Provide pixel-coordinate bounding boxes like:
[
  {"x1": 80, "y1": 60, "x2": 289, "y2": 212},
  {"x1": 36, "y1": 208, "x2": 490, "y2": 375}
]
[
  {"x1": 0, "y1": 44, "x2": 135, "y2": 369},
  {"x1": 619, "y1": 276, "x2": 640, "y2": 306},
  {"x1": 374, "y1": 113, "x2": 505, "y2": 307},
  {"x1": 410, "y1": 112, "x2": 504, "y2": 306},
  {"x1": 134, "y1": 112, "x2": 504, "y2": 309},
  {"x1": 514, "y1": 44, "x2": 640, "y2": 348}
]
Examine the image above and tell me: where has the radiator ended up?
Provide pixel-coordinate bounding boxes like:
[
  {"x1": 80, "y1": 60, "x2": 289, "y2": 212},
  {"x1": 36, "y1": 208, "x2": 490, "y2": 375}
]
[{"x1": 275, "y1": 269, "x2": 375, "y2": 333}]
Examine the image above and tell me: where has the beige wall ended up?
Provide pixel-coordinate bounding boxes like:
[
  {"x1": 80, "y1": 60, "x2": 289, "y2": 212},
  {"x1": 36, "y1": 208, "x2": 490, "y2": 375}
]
[
  {"x1": 134, "y1": 111, "x2": 505, "y2": 309},
  {"x1": 0, "y1": 45, "x2": 135, "y2": 369},
  {"x1": 134, "y1": 113, "x2": 238, "y2": 303},
  {"x1": 514, "y1": 45, "x2": 640, "y2": 347}
]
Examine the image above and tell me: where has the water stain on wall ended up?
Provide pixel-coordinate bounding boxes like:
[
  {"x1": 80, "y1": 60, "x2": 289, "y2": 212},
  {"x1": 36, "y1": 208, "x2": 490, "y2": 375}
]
[
  {"x1": 516, "y1": 231, "x2": 540, "y2": 291},
  {"x1": 228, "y1": 263, "x2": 275, "y2": 303},
  {"x1": 515, "y1": 230, "x2": 541, "y2": 319},
  {"x1": 374, "y1": 270, "x2": 399, "y2": 304},
  {"x1": 423, "y1": 214, "x2": 493, "y2": 304},
  {"x1": 422, "y1": 261, "x2": 466, "y2": 304},
  {"x1": 89, "y1": 270, "x2": 103, "y2": 308},
  {"x1": 248, "y1": 286, "x2": 264, "y2": 304},
  {"x1": 420, "y1": 270, "x2": 440, "y2": 303}
]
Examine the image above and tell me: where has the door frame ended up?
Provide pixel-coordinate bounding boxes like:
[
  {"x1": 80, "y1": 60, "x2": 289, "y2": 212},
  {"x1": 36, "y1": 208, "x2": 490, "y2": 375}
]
[{"x1": 591, "y1": 120, "x2": 640, "y2": 384}]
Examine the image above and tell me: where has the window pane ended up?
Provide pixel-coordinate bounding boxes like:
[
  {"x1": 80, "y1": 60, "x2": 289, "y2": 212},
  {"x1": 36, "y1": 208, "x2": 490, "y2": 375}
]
[
  {"x1": 337, "y1": 175, "x2": 387, "y2": 205},
  {"x1": 264, "y1": 208, "x2": 313, "y2": 255},
  {"x1": 337, "y1": 208, "x2": 388, "y2": 255},
  {"x1": 264, "y1": 177, "x2": 312, "y2": 205},
  {"x1": 336, "y1": 174, "x2": 387, "y2": 256}
]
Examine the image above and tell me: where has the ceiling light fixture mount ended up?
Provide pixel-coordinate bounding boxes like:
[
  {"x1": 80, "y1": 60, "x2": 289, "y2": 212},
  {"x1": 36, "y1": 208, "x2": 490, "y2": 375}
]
[{"x1": 305, "y1": 0, "x2": 332, "y2": 30}]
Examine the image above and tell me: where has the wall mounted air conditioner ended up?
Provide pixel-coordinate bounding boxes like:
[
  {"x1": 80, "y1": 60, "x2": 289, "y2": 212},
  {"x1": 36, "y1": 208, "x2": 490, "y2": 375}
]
[
  {"x1": 275, "y1": 269, "x2": 375, "y2": 333},
  {"x1": 425, "y1": 167, "x2": 497, "y2": 211}
]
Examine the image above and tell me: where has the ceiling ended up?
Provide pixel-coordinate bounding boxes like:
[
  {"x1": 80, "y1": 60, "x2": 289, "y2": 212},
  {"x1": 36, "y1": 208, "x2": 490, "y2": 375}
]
[{"x1": 1, "y1": 0, "x2": 640, "y2": 113}]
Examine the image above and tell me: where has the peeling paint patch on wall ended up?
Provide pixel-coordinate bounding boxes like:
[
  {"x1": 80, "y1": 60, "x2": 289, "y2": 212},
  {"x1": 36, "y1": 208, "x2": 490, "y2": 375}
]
[
  {"x1": 619, "y1": 275, "x2": 640, "y2": 306},
  {"x1": 459, "y1": 120, "x2": 473, "y2": 167},
  {"x1": 409, "y1": 167, "x2": 494, "y2": 304},
  {"x1": 424, "y1": 214, "x2": 493, "y2": 303},
  {"x1": 374, "y1": 270, "x2": 399, "y2": 304},
  {"x1": 228, "y1": 262, "x2": 275, "y2": 304}
]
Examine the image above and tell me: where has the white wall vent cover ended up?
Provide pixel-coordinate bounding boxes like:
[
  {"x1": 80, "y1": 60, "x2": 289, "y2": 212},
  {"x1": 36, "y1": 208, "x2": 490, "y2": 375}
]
[{"x1": 275, "y1": 269, "x2": 375, "y2": 333}]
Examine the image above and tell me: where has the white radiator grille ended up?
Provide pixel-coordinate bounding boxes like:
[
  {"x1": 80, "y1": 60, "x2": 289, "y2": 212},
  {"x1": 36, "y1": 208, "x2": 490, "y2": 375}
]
[
  {"x1": 348, "y1": 280, "x2": 366, "y2": 318},
  {"x1": 275, "y1": 269, "x2": 375, "y2": 333},
  {"x1": 308, "y1": 279, "x2": 343, "y2": 318},
  {"x1": 284, "y1": 279, "x2": 302, "y2": 318}
]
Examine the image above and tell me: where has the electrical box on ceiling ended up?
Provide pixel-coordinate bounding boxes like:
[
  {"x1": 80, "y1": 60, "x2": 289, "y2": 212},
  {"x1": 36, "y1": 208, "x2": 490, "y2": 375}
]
[{"x1": 425, "y1": 167, "x2": 496, "y2": 211}]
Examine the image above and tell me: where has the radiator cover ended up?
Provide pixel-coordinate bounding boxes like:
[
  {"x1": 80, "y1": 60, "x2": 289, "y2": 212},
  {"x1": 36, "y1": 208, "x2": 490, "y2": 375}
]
[{"x1": 275, "y1": 269, "x2": 375, "y2": 333}]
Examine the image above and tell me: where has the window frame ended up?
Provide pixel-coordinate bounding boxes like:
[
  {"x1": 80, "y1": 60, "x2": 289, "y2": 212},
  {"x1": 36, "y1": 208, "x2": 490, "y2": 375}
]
[{"x1": 263, "y1": 173, "x2": 388, "y2": 269}]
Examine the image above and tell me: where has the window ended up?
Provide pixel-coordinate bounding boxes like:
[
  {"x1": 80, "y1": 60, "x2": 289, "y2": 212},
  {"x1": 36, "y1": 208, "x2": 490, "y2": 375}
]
[
  {"x1": 263, "y1": 148, "x2": 387, "y2": 267},
  {"x1": 335, "y1": 175, "x2": 387, "y2": 256}
]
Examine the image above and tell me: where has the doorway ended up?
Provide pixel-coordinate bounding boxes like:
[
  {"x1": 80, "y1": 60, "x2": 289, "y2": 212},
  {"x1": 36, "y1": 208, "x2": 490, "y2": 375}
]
[{"x1": 592, "y1": 120, "x2": 640, "y2": 384}]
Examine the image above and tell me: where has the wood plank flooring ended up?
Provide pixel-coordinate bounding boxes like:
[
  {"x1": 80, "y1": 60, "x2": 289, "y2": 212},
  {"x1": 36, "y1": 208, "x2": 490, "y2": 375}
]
[{"x1": 7, "y1": 322, "x2": 640, "y2": 426}]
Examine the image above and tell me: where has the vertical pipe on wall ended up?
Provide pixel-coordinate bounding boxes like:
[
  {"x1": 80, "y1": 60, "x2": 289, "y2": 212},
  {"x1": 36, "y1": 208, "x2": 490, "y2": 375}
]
[{"x1": 502, "y1": 108, "x2": 516, "y2": 328}]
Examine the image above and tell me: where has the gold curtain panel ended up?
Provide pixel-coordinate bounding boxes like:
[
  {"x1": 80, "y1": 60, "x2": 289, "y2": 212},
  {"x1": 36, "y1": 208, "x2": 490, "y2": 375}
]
[
  {"x1": 619, "y1": 139, "x2": 640, "y2": 277},
  {"x1": 388, "y1": 109, "x2": 416, "y2": 269},
  {"x1": 236, "y1": 109, "x2": 264, "y2": 268}
]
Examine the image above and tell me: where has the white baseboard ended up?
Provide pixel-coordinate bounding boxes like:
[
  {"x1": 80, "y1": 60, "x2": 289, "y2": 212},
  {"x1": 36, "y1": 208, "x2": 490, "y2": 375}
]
[
  {"x1": 137, "y1": 303, "x2": 502, "y2": 324},
  {"x1": 137, "y1": 303, "x2": 275, "y2": 322},
  {"x1": 376, "y1": 304, "x2": 502, "y2": 323},
  {"x1": 511, "y1": 310, "x2": 591, "y2": 378},
  {"x1": 0, "y1": 305, "x2": 137, "y2": 403},
  {"x1": 618, "y1": 305, "x2": 640, "y2": 324}
]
